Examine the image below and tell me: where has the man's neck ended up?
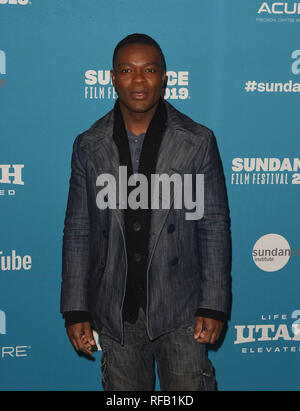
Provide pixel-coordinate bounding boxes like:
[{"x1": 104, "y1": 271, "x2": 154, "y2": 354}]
[{"x1": 119, "y1": 102, "x2": 159, "y2": 135}]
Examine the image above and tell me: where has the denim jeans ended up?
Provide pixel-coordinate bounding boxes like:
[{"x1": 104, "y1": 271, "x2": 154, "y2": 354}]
[{"x1": 100, "y1": 308, "x2": 216, "y2": 391}]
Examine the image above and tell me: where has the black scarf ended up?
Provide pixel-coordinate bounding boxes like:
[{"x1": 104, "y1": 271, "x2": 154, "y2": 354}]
[{"x1": 112, "y1": 98, "x2": 167, "y2": 323}]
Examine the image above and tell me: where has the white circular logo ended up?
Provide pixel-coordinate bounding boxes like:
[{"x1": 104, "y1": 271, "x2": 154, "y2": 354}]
[{"x1": 252, "y1": 234, "x2": 291, "y2": 272}]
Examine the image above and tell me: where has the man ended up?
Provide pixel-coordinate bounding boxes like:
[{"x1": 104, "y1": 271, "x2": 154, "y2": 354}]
[{"x1": 60, "y1": 33, "x2": 231, "y2": 391}]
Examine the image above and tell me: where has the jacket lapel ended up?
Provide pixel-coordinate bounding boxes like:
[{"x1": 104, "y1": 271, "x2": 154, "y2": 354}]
[
  {"x1": 80, "y1": 110, "x2": 126, "y2": 233},
  {"x1": 147, "y1": 102, "x2": 206, "y2": 264}
]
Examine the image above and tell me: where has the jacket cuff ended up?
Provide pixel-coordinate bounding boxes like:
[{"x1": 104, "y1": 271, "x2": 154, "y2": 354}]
[
  {"x1": 63, "y1": 311, "x2": 90, "y2": 328},
  {"x1": 195, "y1": 308, "x2": 227, "y2": 322}
]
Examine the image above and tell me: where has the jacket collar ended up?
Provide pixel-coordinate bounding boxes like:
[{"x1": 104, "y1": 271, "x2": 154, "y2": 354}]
[
  {"x1": 79, "y1": 100, "x2": 205, "y2": 173},
  {"x1": 80, "y1": 100, "x2": 201, "y2": 145}
]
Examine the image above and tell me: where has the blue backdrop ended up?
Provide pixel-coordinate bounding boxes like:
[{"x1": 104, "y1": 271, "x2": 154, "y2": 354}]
[{"x1": 0, "y1": 0, "x2": 299, "y2": 391}]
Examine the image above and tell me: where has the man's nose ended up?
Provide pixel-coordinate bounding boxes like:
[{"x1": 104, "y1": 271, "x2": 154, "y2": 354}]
[{"x1": 132, "y1": 69, "x2": 146, "y2": 82}]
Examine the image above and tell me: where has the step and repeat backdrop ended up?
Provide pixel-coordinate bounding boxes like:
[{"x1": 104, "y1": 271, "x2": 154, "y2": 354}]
[{"x1": 0, "y1": 0, "x2": 299, "y2": 391}]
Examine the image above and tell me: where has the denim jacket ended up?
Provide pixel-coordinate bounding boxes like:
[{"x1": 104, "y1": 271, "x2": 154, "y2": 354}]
[{"x1": 60, "y1": 101, "x2": 232, "y2": 344}]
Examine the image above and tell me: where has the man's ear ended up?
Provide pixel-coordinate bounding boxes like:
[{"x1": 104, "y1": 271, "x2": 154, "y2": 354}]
[
  {"x1": 161, "y1": 74, "x2": 168, "y2": 98},
  {"x1": 162, "y1": 72, "x2": 168, "y2": 89},
  {"x1": 110, "y1": 69, "x2": 116, "y2": 87}
]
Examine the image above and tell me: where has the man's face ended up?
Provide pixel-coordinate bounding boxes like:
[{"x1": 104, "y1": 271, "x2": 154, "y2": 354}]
[{"x1": 111, "y1": 43, "x2": 167, "y2": 114}]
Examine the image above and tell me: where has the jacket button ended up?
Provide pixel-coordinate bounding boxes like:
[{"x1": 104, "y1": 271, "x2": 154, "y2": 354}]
[
  {"x1": 167, "y1": 224, "x2": 175, "y2": 233},
  {"x1": 170, "y1": 257, "x2": 179, "y2": 266},
  {"x1": 133, "y1": 253, "x2": 142, "y2": 262},
  {"x1": 133, "y1": 222, "x2": 141, "y2": 232},
  {"x1": 102, "y1": 229, "x2": 108, "y2": 238}
]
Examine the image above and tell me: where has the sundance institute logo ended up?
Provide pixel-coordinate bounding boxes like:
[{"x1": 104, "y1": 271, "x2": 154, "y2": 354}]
[
  {"x1": 252, "y1": 234, "x2": 300, "y2": 272},
  {"x1": 96, "y1": 166, "x2": 204, "y2": 221}
]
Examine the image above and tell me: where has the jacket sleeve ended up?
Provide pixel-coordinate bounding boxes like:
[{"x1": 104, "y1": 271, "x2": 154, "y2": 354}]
[
  {"x1": 195, "y1": 307, "x2": 227, "y2": 322},
  {"x1": 63, "y1": 311, "x2": 90, "y2": 327},
  {"x1": 60, "y1": 134, "x2": 91, "y2": 315},
  {"x1": 195, "y1": 130, "x2": 232, "y2": 317}
]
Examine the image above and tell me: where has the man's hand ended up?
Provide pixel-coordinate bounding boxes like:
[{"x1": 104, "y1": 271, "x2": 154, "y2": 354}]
[
  {"x1": 66, "y1": 321, "x2": 96, "y2": 356},
  {"x1": 193, "y1": 316, "x2": 224, "y2": 344}
]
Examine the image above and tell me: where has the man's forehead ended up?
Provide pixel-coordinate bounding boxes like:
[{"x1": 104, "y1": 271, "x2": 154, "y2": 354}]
[
  {"x1": 116, "y1": 61, "x2": 160, "y2": 67},
  {"x1": 115, "y1": 43, "x2": 161, "y2": 60}
]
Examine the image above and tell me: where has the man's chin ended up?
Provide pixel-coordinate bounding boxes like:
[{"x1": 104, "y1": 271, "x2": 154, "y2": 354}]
[{"x1": 121, "y1": 100, "x2": 160, "y2": 114}]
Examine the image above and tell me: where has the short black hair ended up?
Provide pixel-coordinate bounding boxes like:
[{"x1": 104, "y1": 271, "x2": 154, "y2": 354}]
[{"x1": 113, "y1": 33, "x2": 166, "y2": 71}]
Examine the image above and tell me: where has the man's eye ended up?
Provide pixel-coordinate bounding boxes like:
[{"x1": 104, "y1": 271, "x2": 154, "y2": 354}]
[
  {"x1": 145, "y1": 68, "x2": 156, "y2": 73},
  {"x1": 121, "y1": 69, "x2": 131, "y2": 73}
]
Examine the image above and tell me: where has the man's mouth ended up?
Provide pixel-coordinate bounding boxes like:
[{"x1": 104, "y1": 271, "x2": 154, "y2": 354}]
[{"x1": 131, "y1": 91, "x2": 147, "y2": 99}]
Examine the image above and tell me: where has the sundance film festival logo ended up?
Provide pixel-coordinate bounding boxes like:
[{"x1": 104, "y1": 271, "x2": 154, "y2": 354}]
[
  {"x1": 252, "y1": 234, "x2": 300, "y2": 272},
  {"x1": 164, "y1": 71, "x2": 189, "y2": 100},
  {"x1": 84, "y1": 69, "x2": 189, "y2": 101},
  {"x1": 257, "y1": 1, "x2": 300, "y2": 22},
  {"x1": 231, "y1": 157, "x2": 300, "y2": 185},
  {"x1": 234, "y1": 310, "x2": 300, "y2": 354},
  {"x1": 96, "y1": 166, "x2": 204, "y2": 221},
  {"x1": 0, "y1": 164, "x2": 24, "y2": 197}
]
